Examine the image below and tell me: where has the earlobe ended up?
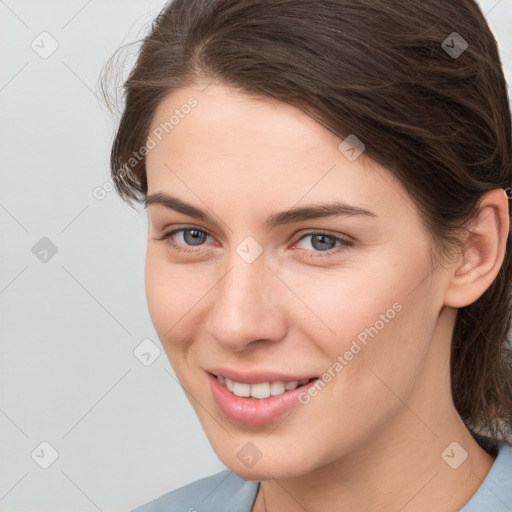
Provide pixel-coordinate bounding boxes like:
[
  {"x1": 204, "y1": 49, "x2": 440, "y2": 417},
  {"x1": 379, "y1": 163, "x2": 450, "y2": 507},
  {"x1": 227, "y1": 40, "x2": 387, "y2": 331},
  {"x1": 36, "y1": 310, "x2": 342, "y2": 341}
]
[{"x1": 444, "y1": 189, "x2": 510, "y2": 308}]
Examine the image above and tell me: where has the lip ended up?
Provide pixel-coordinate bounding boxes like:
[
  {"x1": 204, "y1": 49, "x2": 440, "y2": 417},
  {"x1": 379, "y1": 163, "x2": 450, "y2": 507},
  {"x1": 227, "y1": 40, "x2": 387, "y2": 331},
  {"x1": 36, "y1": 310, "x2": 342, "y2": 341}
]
[
  {"x1": 207, "y1": 372, "x2": 319, "y2": 426},
  {"x1": 206, "y1": 367, "x2": 317, "y2": 384}
]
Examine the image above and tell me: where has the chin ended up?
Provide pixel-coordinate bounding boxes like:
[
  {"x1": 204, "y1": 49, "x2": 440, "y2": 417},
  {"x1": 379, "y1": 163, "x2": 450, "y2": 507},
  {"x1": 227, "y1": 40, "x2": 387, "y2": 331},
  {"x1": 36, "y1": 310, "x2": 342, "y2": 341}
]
[
  {"x1": 209, "y1": 437, "x2": 318, "y2": 481},
  {"x1": 226, "y1": 457, "x2": 310, "y2": 482}
]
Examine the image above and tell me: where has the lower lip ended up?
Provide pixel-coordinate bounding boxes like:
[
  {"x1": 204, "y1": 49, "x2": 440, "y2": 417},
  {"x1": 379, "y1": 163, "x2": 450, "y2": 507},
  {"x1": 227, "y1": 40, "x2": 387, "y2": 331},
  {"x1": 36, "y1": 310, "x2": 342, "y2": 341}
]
[{"x1": 208, "y1": 373, "x2": 318, "y2": 426}]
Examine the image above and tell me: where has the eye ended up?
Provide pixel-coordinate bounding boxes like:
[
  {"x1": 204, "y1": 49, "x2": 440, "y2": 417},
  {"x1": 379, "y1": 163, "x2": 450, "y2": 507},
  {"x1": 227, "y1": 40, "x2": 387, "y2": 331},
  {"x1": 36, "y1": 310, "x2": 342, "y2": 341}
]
[
  {"x1": 293, "y1": 231, "x2": 353, "y2": 258},
  {"x1": 156, "y1": 227, "x2": 214, "y2": 254},
  {"x1": 156, "y1": 226, "x2": 353, "y2": 258}
]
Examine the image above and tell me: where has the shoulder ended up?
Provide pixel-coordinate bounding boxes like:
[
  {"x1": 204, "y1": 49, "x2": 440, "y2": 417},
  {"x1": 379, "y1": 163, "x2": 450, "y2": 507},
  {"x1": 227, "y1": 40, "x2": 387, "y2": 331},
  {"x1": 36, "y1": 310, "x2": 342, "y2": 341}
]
[
  {"x1": 131, "y1": 469, "x2": 259, "y2": 512},
  {"x1": 461, "y1": 442, "x2": 512, "y2": 512}
]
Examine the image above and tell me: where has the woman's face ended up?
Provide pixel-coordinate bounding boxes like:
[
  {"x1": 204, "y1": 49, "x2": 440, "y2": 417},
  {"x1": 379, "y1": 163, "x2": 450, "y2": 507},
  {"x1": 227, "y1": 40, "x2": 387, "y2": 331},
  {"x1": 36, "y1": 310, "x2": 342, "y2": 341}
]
[{"x1": 144, "y1": 83, "x2": 453, "y2": 479}]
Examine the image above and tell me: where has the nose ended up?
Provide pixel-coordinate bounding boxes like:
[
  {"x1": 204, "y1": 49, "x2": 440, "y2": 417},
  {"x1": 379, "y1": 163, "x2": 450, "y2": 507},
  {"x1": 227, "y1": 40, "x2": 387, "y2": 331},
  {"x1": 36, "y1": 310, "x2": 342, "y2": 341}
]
[{"x1": 206, "y1": 251, "x2": 288, "y2": 352}]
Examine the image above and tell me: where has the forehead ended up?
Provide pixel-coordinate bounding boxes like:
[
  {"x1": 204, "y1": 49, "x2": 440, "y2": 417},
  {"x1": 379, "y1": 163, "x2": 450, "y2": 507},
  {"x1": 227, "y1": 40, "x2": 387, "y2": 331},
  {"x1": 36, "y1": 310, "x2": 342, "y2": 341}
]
[
  {"x1": 148, "y1": 82, "x2": 335, "y2": 155},
  {"x1": 145, "y1": 83, "x2": 415, "y2": 225}
]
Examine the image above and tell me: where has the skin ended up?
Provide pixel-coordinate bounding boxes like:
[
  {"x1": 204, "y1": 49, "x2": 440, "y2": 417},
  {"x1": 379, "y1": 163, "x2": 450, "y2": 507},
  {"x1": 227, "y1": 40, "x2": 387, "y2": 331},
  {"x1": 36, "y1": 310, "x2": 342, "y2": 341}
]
[{"x1": 143, "y1": 82, "x2": 509, "y2": 511}]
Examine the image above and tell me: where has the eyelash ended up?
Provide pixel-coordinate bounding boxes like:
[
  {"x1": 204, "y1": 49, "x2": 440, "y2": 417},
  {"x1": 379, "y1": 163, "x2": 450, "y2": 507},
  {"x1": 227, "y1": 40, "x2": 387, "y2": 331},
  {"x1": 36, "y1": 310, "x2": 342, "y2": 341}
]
[{"x1": 156, "y1": 226, "x2": 353, "y2": 258}]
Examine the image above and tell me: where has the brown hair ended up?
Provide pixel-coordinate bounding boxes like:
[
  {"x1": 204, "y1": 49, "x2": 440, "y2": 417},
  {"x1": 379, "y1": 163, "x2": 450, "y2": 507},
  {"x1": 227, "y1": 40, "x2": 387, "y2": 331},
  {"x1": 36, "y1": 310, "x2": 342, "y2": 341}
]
[{"x1": 102, "y1": 0, "x2": 512, "y2": 444}]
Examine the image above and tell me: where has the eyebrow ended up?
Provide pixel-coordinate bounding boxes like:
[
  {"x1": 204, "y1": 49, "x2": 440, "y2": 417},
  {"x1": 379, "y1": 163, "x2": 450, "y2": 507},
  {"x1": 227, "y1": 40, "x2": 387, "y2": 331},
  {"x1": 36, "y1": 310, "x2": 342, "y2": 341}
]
[{"x1": 145, "y1": 192, "x2": 377, "y2": 228}]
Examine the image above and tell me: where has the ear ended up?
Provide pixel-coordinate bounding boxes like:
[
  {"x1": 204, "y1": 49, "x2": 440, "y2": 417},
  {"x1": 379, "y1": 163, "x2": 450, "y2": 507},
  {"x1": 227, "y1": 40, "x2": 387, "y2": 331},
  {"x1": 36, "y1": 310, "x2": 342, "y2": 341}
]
[{"x1": 443, "y1": 188, "x2": 510, "y2": 308}]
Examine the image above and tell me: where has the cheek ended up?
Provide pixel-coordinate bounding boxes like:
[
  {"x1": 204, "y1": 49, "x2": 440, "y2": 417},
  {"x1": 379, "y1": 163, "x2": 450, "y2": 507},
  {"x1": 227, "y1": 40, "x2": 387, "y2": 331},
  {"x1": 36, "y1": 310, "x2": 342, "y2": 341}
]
[
  {"x1": 334, "y1": 283, "x2": 438, "y2": 417},
  {"x1": 144, "y1": 246, "x2": 214, "y2": 351},
  {"x1": 278, "y1": 253, "x2": 415, "y2": 353},
  {"x1": 144, "y1": 247, "x2": 187, "y2": 342},
  {"x1": 291, "y1": 245, "x2": 438, "y2": 391}
]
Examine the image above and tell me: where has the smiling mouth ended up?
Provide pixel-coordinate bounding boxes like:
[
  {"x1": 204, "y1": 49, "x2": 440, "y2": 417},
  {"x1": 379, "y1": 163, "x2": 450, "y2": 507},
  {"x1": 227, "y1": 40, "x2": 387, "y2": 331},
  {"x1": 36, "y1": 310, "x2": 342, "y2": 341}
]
[{"x1": 212, "y1": 373, "x2": 318, "y2": 399}]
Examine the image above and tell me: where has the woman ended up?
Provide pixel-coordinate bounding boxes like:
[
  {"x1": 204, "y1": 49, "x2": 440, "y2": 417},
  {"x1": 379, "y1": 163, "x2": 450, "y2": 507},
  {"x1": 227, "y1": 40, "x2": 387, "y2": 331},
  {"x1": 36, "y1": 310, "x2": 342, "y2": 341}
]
[{"x1": 104, "y1": 0, "x2": 512, "y2": 510}]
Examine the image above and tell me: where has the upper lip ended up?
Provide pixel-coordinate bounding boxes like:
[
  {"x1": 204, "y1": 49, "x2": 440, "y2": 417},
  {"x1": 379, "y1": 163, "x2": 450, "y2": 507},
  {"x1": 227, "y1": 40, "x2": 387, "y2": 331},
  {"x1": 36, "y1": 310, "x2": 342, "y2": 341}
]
[{"x1": 206, "y1": 367, "x2": 318, "y2": 384}]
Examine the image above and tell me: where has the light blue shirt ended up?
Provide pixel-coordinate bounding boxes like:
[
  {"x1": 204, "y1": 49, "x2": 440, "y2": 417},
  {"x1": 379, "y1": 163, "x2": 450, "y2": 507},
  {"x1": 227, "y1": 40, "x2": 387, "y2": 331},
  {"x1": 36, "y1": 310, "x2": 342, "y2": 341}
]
[{"x1": 132, "y1": 442, "x2": 512, "y2": 511}]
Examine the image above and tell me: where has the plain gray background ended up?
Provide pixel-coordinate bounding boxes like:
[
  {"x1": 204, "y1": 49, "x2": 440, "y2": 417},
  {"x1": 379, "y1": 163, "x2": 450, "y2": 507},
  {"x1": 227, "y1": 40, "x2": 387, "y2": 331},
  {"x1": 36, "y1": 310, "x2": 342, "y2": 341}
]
[{"x1": 1, "y1": 1, "x2": 511, "y2": 511}]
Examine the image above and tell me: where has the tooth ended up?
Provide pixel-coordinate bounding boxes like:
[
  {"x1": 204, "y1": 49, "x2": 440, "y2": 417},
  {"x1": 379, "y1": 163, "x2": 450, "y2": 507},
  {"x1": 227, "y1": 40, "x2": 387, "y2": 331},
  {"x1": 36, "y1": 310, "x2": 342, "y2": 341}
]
[
  {"x1": 270, "y1": 381, "x2": 286, "y2": 395},
  {"x1": 221, "y1": 378, "x2": 309, "y2": 398},
  {"x1": 251, "y1": 382, "x2": 271, "y2": 399},
  {"x1": 233, "y1": 382, "x2": 251, "y2": 397},
  {"x1": 285, "y1": 380, "x2": 299, "y2": 391}
]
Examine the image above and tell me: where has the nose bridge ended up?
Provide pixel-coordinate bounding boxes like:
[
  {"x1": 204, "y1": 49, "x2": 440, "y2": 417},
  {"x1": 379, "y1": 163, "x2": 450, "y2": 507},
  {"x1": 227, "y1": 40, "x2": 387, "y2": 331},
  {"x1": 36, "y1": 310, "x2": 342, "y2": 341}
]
[{"x1": 207, "y1": 246, "x2": 286, "y2": 350}]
